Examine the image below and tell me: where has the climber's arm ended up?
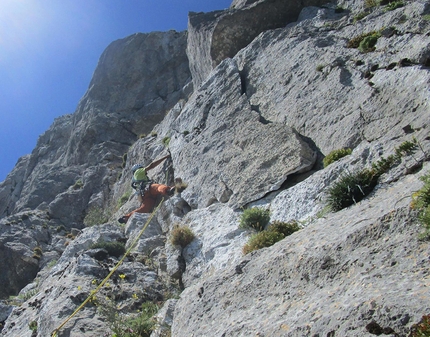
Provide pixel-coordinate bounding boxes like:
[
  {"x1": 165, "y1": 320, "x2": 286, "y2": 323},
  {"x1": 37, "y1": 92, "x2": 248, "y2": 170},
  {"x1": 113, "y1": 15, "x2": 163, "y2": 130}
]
[{"x1": 145, "y1": 154, "x2": 170, "y2": 172}]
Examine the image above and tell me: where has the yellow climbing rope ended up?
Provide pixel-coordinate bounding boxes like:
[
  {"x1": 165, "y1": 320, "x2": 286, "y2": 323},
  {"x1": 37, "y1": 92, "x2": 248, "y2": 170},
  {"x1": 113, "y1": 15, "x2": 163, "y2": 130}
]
[{"x1": 51, "y1": 198, "x2": 164, "y2": 337}]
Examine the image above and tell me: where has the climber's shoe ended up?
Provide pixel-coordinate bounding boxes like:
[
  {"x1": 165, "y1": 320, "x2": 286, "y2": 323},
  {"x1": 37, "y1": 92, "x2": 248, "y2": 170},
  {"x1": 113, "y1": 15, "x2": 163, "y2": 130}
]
[
  {"x1": 118, "y1": 216, "x2": 127, "y2": 224},
  {"x1": 168, "y1": 187, "x2": 175, "y2": 196}
]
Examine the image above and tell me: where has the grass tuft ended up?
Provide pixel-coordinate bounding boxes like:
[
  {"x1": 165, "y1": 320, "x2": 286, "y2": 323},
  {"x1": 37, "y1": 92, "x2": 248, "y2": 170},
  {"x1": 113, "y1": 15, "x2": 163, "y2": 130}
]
[
  {"x1": 323, "y1": 148, "x2": 352, "y2": 167},
  {"x1": 239, "y1": 208, "x2": 270, "y2": 231},
  {"x1": 170, "y1": 225, "x2": 195, "y2": 248}
]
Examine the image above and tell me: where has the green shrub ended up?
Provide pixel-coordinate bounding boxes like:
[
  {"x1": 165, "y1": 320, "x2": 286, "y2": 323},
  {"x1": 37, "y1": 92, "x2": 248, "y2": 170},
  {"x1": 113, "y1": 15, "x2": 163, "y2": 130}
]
[
  {"x1": 385, "y1": 0, "x2": 404, "y2": 11},
  {"x1": 83, "y1": 207, "x2": 109, "y2": 227},
  {"x1": 371, "y1": 155, "x2": 397, "y2": 177},
  {"x1": 29, "y1": 320, "x2": 37, "y2": 332},
  {"x1": 242, "y1": 219, "x2": 301, "y2": 254},
  {"x1": 243, "y1": 231, "x2": 284, "y2": 254},
  {"x1": 47, "y1": 259, "x2": 58, "y2": 269},
  {"x1": 358, "y1": 33, "x2": 380, "y2": 53},
  {"x1": 162, "y1": 136, "x2": 171, "y2": 147},
  {"x1": 347, "y1": 31, "x2": 380, "y2": 49},
  {"x1": 56, "y1": 225, "x2": 66, "y2": 233},
  {"x1": 98, "y1": 300, "x2": 158, "y2": 337},
  {"x1": 117, "y1": 189, "x2": 132, "y2": 209},
  {"x1": 323, "y1": 148, "x2": 352, "y2": 167},
  {"x1": 239, "y1": 208, "x2": 270, "y2": 231},
  {"x1": 327, "y1": 140, "x2": 420, "y2": 212},
  {"x1": 418, "y1": 207, "x2": 430, "y2": 240},
  {"x1": 125, "y1": 302, "x2": 158, "y2": 337},
  {"x1": 411, "y1": 172, "x2": 430, "y2": 240},
  {"x1": 365, "y1": 0, "x2": 380, "y2": 8},
  {"x1": 20, "y1": 289, "x2": 38, "y2": 301},
  {"x1": 412, "y1": 173, "x2": 430, "y2": 210},
  {"x1": 395, "y1": 138, "x2": 418, "y2": 159},
  {"x1": 33, "y1": 246, "x2": 43, "y2": 256},
  {"x1": 72, "y1": 179, "x2": 83, "y2": 190},
  {"x1": 327, "y1": 169, "x2": 378, "y2": 212},
  {"x1": 170, "y1": 226, "x2": 195, "y2": 247},
  {"x1": 354, "y1": 11, "x2": 370, "y2": 22},
  {"x1": 122, "y1": 153, "x2": 128, "y2": 168},
  {"x1": 411, "y1": 314, "x2": 430, "y2": 337},
  {"x1": 267, "y1": 220, "x2": 300, "y2": 237},
  {"x1": 32, "y1": 246, "x2": 43, "y2": 260},
  {"x1": 90, "y1": 241, "x2": 126, "y2": 258}
]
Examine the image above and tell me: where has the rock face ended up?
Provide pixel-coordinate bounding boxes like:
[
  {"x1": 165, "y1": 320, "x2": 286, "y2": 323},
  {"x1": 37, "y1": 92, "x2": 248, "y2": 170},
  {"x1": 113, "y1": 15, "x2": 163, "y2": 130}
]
[
  {"x1": 0, "y1": 30, "x2": 190, "y2": 307},
  {"x1": 164, "y1": 58, "x2": 316, "y2": 209},
  {"x1": 172, "y1": 169, "x2": 430, "y2": 337},
  {"x1": 0, "y1": 30, "x2": 191, "y2": 226},
  {"x1": 0, "y1": 210, "x2": 52, "y2": 299},
  {"x1": 187, "y1": 0, "x2": 330, "y2": 88},
  {"x1": 1, "y1": 1, "x2": 430, "y2": 337},
  {"x1": 234, "y1": 4, "x2": 430, "y2": 155}
]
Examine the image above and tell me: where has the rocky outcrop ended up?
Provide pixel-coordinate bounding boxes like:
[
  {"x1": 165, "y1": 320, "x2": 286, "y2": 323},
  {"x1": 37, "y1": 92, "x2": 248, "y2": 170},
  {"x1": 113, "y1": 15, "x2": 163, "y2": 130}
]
[
  {"x1": 1, "y1": 1, "x2": 430, "y2": 337},
  {"x1": 187, "y1": 0, "x2": 331, "y2": 88},
  {"x1": 0, "y1": 30, "x2": 191, "y2": 305},
  {"x1": 0, "y1": 30, "x2": 191, "y2": 226},
  {"x1": 235, "y1": 2, "x2": 430, "y2": 155},
  {"x1": 161, "y1": 58, "x2": 316, "y2": 209},
  {"x1": 172, "y1": 166, "x2": 430, "y2": 337},
  {"x1": 0, "y1": 210, "x2": 52, "y2": 299}
]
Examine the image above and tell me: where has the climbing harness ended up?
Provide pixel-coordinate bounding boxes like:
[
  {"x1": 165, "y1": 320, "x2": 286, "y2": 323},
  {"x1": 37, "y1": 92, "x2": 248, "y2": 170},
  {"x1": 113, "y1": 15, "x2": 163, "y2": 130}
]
[
  {"x1": 51, "y1": 198, "x2": 164, "y2": 337},
  {"x1": 136, "y1": 180, "x2": 153, "y2": 199}
]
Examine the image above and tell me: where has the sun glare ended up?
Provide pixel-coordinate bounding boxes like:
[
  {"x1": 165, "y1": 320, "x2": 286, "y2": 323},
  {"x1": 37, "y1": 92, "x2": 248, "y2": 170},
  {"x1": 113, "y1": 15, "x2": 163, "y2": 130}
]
[{"x1": 0, "y1": 0, "x2": 51, "y2": 62}]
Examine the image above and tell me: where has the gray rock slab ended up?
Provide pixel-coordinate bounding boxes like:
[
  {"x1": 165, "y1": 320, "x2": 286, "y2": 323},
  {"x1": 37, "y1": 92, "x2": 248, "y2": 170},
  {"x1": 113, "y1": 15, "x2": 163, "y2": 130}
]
[
  {"x1": 187, "y1": 0, "x2": 331, "y2": 88},
  {"x1": 172, "y1": 165, "x2": 430, "y2": 337},
  {"x1": 168, "y1": 58, "x2": 316, "y2": 209}
]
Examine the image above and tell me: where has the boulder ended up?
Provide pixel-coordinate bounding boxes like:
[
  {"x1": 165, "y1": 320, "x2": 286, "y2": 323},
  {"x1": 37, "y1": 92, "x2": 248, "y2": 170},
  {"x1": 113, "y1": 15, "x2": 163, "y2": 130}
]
[{"x1": 0, "y1": 211, "x2": 52, "y2": 299}]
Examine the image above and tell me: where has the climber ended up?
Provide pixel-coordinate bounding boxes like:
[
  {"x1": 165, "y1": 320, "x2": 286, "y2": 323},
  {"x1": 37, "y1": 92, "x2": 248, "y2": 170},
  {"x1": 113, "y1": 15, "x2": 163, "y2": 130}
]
[{"x1": 117, "y1": 154, "x2": 181, "y2": 223}]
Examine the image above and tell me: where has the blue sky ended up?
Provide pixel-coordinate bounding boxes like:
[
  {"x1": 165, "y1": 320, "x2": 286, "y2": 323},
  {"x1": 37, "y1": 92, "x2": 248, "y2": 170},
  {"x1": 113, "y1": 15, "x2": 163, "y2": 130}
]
[{"x1": 0, "y1": 0, "x2": 232, "y2": 182}]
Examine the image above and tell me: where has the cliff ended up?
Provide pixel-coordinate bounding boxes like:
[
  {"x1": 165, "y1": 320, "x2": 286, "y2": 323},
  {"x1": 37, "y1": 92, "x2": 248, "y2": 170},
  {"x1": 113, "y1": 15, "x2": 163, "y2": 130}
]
[{"x1": 0, "y1": 0, "x2": 429, "y2": 336}]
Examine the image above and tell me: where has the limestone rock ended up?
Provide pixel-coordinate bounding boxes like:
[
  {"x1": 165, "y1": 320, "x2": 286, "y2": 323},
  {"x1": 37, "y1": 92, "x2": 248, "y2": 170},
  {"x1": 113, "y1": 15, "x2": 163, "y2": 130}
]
[
  {"x1": 165, "y1": 243, "x2": 185, "y2": 281},
  {"x1": 230, "y1": 0, "x2": 259, "y2": 9},
  {"x1": 0, "y1": 210, "x2": 52, "y2": 299},
  {"x1": 1, "y1": 222, "x2": 167, "y2": 337},
  {"x1": 0, "y1": 302, "x2": 12, "y2": 324},
  {"x1": 1, "y1": 1, "x2": 430, "y2": 336},
  {"x1": 0, "y1": 154, "x2": 30, "y2": 217},
  {"x1": 172, "y1": 168, "x2": 430, "y2": 337},
  {"x1": 125, "y1": 212, "x2": 165, "y2": 256},
  {"x1": 187, "y1": 0, "x2": 330, "y2": 88},
  {"x1": 0, "y1": 242, "x2": 39, "y2": 299},
  {"x1": 152, "y1": 299, "x2": 178, "y2": 337},
  {"x1": 0, "y1": 30, "x2": 191, "y2": 226},
  {"x1": 234, "y1": 2, "x2": 430, "y2": 155},
  {"x1": 181, "y1": 203, "x2": 248, "y2": 287},
  {"x1": 167, "y1": 58, "x2": 316, "y2": 209}
]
